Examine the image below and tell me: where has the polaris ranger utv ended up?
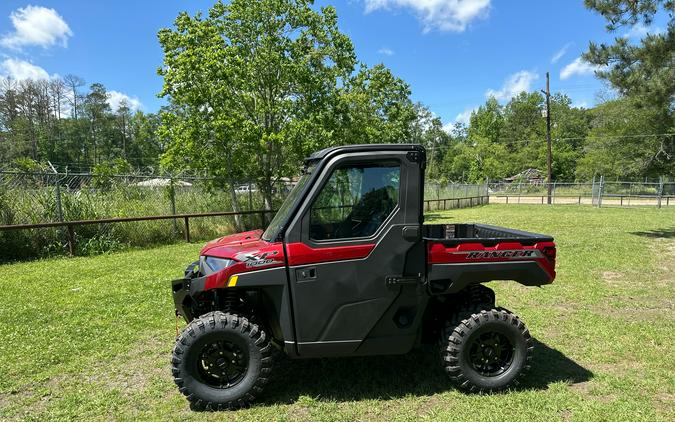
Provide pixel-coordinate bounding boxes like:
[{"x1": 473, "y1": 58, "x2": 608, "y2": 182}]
[{"x1": 171, "y1": 144, "x2": 556, "y2": 409}]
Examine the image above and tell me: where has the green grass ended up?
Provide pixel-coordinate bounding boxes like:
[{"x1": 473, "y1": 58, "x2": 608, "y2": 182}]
[{"x1": 1, "y1": 205, "x2": 674, "y2": 421}]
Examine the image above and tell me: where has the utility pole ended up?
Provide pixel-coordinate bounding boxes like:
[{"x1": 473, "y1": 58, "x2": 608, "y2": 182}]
[{"x1": 541, "y1": 71, "x2": 553, "y2": 204}]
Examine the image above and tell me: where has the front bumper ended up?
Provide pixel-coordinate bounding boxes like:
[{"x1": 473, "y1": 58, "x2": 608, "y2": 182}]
[{"x1": 171, "y1": 275, "x2": 208, "y2": 322}]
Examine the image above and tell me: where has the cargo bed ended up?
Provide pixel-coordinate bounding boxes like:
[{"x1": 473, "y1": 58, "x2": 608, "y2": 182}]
[
  {"x1": 423, "y1": 223, "x2": 554, "y2": 246},
  {"x1": 424, "y1": 223, "x2": 556, "y2": 294}
]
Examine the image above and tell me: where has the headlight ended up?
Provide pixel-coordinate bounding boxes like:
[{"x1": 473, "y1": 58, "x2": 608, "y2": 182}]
[{"x1": 200, "y1": 256, "x2": 235, "y2": 275}]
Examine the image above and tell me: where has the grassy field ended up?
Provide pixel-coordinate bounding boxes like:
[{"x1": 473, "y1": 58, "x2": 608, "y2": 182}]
[{"x1": 1, "y1": 205, "x2": 673, "y2": 421}]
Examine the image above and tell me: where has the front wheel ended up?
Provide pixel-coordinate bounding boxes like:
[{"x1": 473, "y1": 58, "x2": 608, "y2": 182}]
[
  {"x1": 440, "y1": 308, "x2": 533, "y2": 393},
  {"x1": 171, "y1": 312, "x2": 273, "y2": 410}
]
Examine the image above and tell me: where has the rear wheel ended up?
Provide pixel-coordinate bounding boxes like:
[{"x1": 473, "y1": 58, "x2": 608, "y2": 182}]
[
  {"x1": 440, "y1": 308, "x2": 532, "y2": 393},
  {"x1": 172, "y1": 311, "x2": 272, "y2": 410}
]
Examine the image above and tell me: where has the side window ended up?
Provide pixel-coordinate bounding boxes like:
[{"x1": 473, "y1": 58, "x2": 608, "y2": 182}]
[{"x1": 310, "y1": 162, "x2": 400, "y2": 240}]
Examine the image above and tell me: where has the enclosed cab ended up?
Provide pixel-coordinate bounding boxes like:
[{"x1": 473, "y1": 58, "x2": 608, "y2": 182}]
[{"x1": 170, "y1": 144, "x2": 556, "y2": 410}]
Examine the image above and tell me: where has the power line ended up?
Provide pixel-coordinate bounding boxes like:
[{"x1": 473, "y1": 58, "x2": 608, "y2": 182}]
[{"x1": 428, "y1": 132, "x2": 675, "y2": 151}]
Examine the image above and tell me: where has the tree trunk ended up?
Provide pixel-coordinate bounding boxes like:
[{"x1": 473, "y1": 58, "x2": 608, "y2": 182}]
[
  {"x1": 261, "y1": 178, "x2": 274, "y2": 220},
  {"x1": 227, "y1": 174, "x2": 243, "y2": 231}
]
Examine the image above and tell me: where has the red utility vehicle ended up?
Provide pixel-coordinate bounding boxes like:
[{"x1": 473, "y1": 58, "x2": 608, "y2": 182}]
[{"x1": 171, "y1": 144, "x2": 556, "y2": 409}]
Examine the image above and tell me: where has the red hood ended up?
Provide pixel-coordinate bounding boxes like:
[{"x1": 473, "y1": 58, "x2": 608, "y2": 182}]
[
  {"x1": 198, "y1": 229, "x2": 285, "y2": 290},
  {"x1": 201, "y1": 229, "x2": 271, "y2": 259}
]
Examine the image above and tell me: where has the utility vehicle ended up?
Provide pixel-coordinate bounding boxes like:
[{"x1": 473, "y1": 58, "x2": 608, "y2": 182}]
[{"x1": 171, "y1": 144, "x2": 556, "y2": 410}]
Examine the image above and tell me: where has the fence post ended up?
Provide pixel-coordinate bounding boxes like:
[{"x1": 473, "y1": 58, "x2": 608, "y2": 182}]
[
  {"x1": 169, "y1": 176, "x2": 178, "y2": 236},
  {"x1": 184, "y1": 216, "x2": 191, "y2": 243},
  {"x1": 598, "y1": 176, "x2": 604, "y2": 208},
  {"x1": 657, "y1": 176, "x2": 664, "y2": 209},
  {"x1": 552, "y1": 182, "x2": 556, "y2": 205},
  {"x1": 66, "y1": 224, "x2": 75, "y2": 256},
  {"x1": 54, "y1": 178, "x2": 64, "y2": 223}
]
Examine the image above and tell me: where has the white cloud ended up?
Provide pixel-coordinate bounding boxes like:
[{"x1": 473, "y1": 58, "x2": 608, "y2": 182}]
[
  {"x1": 0, "y1": 58, "x2": 50, "y2": 80},
  {"x1": 364, "y1": 0, "x2": 491, "y2": 32},
  {"x1": 378, "y1": 47, "x2": 395, "y2": 56},
  {"x1": 453, "y1": 106, "x2": 477, "y2": 126},
  {"x1": 108, "y1": 90, "x2": 143, "y2": 112},
  {"x1": 623, "y1": 23, "x2": 664, "y2": 39},
  {"x1": 551, "y1": 43, "x2": 571, "y2": 64},
  {"x1": 560, "y1": 57, "x2": 603, "y2": 80},
  {"x1": 0, "y1": 5, "x2": 72, "y2": 50},
  {"x1": 485, "y1": 70, "x2": 538, "y2": 101}
]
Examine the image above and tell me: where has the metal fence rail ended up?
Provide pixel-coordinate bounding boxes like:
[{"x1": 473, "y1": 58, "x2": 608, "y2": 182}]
[{"x1": 0, "y1": 209, "x2": 276, "y2": 257}]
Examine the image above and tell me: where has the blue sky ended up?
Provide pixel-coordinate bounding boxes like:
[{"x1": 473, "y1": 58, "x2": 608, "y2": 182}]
[{"x1": 0, "y1": 1, "x2": 666, "y2": 127}]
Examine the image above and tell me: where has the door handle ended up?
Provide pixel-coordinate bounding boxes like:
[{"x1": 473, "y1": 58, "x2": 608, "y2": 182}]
[
  {"x1": 402, "y1": 225, "x2": 421, "y2": 242},
  {"x1": 296, "y1": 267, "x2": 317, "y2": 281}
]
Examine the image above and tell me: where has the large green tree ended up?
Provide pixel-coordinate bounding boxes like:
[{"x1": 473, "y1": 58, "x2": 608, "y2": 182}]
[
  {"x1": 576, "y1": 97, "x2": 673, "y2": 178},
  {"x1": 158, "y1": 0, "x2": 357, "y2": 211},
  {"x1": 582, "y1": 0, "x2": 673, "y2": 177},
  {"x1": 157, "y1": 0, "x2": 418, "y2": 213},
  {"x1": 584, "y1": 0, "x2": 674, "y2": 108}
]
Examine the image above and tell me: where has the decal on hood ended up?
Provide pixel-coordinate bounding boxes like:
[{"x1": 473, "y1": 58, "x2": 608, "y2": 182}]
[{"x1": 235, "y1": 250, "x2": 281, "y2": 268}]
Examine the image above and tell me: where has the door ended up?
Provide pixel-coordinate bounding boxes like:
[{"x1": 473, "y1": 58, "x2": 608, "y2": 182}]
[{"x1": 284, "y1": 150, "x2": 424, "y2": 357}]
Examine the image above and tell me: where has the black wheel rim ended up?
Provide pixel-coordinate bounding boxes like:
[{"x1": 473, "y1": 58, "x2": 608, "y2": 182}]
[
  {"x1": 196, "y1": 339, "x2": 249, "y2": 388},
  {"x1": 467, "y1": 331, "x2": 515, "y2": 377}
]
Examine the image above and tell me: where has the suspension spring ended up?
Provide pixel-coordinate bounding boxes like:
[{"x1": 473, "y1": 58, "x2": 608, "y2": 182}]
[{"x1": 222, "y1": 290, "x2": 238, "y2": 314}]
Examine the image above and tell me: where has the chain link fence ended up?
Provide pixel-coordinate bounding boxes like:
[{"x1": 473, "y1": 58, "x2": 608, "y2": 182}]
[
  {"x1": 0, "y1": 171, "x2": 289, "y2": 260},
  {"x1": 424, "y1": 181, "x2": 489, "y2": 211},
  {"x1": 0, "y1": 171, "x2": 489, "y2": 261},
  {"x1": 489, "y1": 178, "x2": 675, "y2": 207}
]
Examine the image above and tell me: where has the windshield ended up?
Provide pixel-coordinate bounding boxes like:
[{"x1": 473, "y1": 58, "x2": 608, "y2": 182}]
[{"x1": 262, "y1": 163, "x2": 316, "y2": 242}]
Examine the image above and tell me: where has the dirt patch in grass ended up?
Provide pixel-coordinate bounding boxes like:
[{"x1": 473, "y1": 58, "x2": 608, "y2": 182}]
[
  {"x1": 588, "y1": 361, "x2": 645, "y2": 377},
  {"x1": 601, "y1": 271, "x2": 624, "y2": 284},
  {"x1": 86, "y1": 331, "x2": 171, "y2": 392},
  {"x1": 653, "y1": 392, "x2": 674, "y2": 413}
]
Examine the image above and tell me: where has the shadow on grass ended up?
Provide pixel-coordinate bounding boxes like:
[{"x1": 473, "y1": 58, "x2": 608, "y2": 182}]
[
  {"x1": 630, "y1": 227, "x2": 675, "y2": 238},
  {"x1": 261, "y1": 338, "x2": 593, "y2": 405}
]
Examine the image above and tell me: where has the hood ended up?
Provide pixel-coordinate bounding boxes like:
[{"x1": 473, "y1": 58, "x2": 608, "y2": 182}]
[{"x1": 200, "y1": 229, "x2": 272, "y2": 259}]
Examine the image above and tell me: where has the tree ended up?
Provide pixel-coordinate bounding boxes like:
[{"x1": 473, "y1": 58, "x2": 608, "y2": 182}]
[
  {"x1": 115, "y1": 100, "x2": 132, "y2": 159},
  {"x1": 159, "y1": 0, "x2": 358, "y2": 212},
  {"x1": 583, "y1": 0, "x2": 674, "y2": 109},
  {"x1": 158, "y1": 0, "x2": 418, "y2": 215},
  {"x1": 409, "y1": 103, "x2": 450, "y2": 180},
  {"x1": 83, "y1": 83, "x2": 112, "y2": 164},
  {"x1": 63, "y1": 74, "x2": 85, "y2": 121},
  {"x1": 129, "y1": 111, "x2": 163, "y2": 170},
  {"x1": 330, "y1": 64, "x2": 417, "y2": 148},
  {"x1": 576, "y1": 97, "x2": 673, "y2": 178}
]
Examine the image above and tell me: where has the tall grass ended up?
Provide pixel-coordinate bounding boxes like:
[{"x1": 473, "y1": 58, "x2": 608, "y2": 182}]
[{"x1": 0, "y1": 181, "x2": 275, "y2": 262}]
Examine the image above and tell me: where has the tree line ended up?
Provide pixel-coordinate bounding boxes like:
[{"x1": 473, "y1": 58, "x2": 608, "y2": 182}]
[{"x1": 0, "y1": 76, "x2": 163, "y2": 173}]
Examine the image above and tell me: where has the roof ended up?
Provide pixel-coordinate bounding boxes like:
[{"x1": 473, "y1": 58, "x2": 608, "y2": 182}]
[
  {"x1": 134, "y1": 178, "x2": 192, "y2": 187},
  {"x1": 306, "y1": 144, "x2": 425, "y2": 162},
  {"x1": 504, "y1": 168, "x2": 544, "y2": 182}
]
